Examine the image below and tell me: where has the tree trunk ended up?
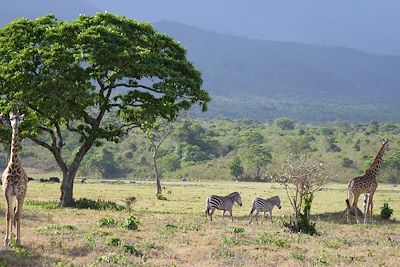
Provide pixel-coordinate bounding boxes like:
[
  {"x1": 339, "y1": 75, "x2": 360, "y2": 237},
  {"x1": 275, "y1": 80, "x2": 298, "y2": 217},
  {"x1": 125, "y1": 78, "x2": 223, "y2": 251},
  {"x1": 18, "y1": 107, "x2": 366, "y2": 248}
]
[
  {"x1": 153, "y1": 153, "x2": 162, "y2": 195},
  {"x1": 60, "y1": 171, "x2": 75, "y2": 207},
  {"x1": 59, "y1": 140, "x2": 93, "y2": 207}
]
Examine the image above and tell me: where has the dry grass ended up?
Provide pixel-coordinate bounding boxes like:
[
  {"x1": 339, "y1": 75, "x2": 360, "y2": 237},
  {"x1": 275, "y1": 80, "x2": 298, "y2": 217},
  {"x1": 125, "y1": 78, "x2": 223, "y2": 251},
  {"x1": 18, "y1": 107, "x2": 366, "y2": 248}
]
[{"x1": 0, "y1": 181, "x2": 399, "y2": 266}]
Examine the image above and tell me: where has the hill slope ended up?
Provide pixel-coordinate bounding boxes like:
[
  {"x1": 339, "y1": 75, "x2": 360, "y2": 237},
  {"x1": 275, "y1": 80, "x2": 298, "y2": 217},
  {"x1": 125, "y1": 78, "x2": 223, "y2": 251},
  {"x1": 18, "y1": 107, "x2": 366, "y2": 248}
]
[{"x1": 155, "y1": 21, "x2": 400, "y2": 122}]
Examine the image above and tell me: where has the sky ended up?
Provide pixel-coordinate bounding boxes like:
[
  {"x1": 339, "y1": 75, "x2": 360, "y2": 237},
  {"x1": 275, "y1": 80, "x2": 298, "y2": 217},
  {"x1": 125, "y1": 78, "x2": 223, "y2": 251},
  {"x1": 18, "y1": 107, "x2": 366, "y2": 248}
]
[{"x1": 1, "y1": 0, "x2": 400, "y2": 56}]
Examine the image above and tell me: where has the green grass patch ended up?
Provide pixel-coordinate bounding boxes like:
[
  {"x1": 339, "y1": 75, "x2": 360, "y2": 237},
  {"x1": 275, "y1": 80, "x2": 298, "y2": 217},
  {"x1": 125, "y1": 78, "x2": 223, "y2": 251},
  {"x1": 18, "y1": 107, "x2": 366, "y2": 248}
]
[{"x1": 257, "y1": 232, "x2": 291, "y2": 248}]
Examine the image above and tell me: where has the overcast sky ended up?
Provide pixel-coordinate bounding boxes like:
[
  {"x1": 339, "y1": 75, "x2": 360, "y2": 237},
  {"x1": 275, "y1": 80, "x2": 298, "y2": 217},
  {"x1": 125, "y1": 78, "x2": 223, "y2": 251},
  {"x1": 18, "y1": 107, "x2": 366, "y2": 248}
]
[{"x1": 2, "y1": 0, "x2": 399, "y2": 55}]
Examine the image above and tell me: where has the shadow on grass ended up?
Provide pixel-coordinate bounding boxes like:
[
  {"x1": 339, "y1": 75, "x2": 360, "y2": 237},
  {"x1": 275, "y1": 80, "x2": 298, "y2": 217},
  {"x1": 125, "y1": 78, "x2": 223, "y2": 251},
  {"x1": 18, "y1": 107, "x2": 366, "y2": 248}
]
[
  {"x1": 0, "y1": 244, "x2": 57, "y2": 267},
  {"x1": 312, "y1": 210, "x2": 400, "y2": 225}
]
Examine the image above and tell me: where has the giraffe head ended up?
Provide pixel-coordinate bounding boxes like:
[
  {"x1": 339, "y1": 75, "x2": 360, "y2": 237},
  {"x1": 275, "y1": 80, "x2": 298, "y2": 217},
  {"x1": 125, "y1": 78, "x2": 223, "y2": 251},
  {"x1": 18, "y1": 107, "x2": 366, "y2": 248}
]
[
  {"x1": 381, "y1": 139, "x2": 390, "y2": 152},
  {"x1": 9, "y1": 111, "x2": 25, "y2": 130}
]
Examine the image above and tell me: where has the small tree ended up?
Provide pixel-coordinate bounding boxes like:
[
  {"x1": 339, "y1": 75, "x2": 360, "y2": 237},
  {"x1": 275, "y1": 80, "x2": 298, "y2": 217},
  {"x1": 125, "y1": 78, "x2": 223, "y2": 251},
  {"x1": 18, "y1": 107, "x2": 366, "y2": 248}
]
[
  {"x1": 275, "y1": 117, "x2": 295, "y2": 130},
  {"x1": 229, "y1": 156, "x2": 244, "y2": 180},
  {"x1": 274, "y1": 155, "x2": 328, "y2": 233},
  {"x1": 242, "y1": 145, "x2": 272, "y2": 178},
  {"x1": 145, "y1": 125, "x2": 172, "y2": 196}
]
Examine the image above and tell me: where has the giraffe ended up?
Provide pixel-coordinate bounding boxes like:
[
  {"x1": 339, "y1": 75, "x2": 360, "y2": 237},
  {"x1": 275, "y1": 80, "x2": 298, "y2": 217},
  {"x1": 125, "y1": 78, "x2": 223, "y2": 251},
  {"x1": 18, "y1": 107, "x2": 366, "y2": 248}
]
[
  {"x1": 1, "y1": 111, "x2": 28, "y2": 247},
  {"x1": 346, "y1": 139, "x2": 389, "y2": 224}
]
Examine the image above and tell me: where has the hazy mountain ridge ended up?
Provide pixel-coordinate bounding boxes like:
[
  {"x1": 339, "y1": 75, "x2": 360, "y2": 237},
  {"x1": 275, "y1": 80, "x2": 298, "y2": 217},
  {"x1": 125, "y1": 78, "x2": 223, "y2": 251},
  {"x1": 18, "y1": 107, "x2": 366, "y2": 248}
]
[{"x1": 153, "y1": 21, "x2": 400, "y2": 122}]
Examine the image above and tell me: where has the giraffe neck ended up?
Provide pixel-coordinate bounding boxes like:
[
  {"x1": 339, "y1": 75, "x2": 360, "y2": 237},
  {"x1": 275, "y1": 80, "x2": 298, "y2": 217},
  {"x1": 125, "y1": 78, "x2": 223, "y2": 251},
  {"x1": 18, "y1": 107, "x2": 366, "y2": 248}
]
[
  {"x1": 365, "y1": 144, "x2": 386, "y2": 178},
  {"x1": 9, "y1": 127, "x2": 20, "y2": 166}
]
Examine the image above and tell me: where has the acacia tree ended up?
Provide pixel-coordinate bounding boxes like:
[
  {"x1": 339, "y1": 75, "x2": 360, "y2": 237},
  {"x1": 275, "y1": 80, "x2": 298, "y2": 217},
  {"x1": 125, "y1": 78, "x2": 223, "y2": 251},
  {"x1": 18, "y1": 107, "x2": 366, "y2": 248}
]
[
  {"x1": 0, "y1": 14, "x2": 210, "y2": 206},
  {"x1": 274, "y1": 155, "x2": 328, "y2": 232}
]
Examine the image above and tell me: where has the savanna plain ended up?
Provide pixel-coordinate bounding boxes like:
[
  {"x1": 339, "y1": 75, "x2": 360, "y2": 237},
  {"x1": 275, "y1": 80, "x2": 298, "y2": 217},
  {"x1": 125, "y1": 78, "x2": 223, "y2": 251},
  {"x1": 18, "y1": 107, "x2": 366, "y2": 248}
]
[{"x1": 0, "y1": 180, "x2": 399, "y2": 267}]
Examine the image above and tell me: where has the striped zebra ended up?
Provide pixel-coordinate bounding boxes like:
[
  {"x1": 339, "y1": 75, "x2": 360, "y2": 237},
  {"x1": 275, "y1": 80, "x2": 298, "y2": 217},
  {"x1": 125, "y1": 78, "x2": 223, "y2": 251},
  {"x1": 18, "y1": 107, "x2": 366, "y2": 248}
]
[
  {"x1": 248, "y1": 195, "x2": 281, "y2": 224},
  {"x1": 205, "y1": 192, "x2": 242, "y2": 221}
]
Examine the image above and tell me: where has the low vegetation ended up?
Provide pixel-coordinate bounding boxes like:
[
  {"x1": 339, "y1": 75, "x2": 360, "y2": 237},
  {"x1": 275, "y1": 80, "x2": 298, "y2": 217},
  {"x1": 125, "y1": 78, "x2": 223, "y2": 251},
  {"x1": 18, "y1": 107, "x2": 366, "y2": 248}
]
[{"x1": 0, "y1": 181, "x2": 399, "y2": 266}]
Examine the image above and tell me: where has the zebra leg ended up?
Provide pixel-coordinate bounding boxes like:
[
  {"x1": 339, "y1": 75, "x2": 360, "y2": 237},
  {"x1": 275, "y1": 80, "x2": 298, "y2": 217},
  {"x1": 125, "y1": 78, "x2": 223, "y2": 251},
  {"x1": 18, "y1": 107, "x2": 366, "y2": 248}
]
[
  {"x1": 255, "y1": 211, "x2": 259, "y2": 224},
  {"x1": 210, "y1": 208, "x2": 215, "y2": 221},
  {"x1": 229, "y1": 209, "x2": 233, "y2": 222},
  {"x1": 269, "y1": 211, "x2": 273, "y2": 223},
  {"x1": 262, "y1": 212, "x2": 266, "y2": 224},
  {"x1": 249, "y1": 207, "x2": 255, "y2": 224},
  {"x1": 222, "y1": 210, "x2": 225, "y2": 219}
]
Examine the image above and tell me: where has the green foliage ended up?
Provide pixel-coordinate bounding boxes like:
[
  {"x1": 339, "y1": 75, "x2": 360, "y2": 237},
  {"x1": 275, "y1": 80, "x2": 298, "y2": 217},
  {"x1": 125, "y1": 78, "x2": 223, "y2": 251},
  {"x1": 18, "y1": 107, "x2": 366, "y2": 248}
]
[
  {"x1": 122, "y1": 243, "x2": 142, "y2": 256},
  {"x1": 80, "y1": 147, "x2": 118, "y2": 179},
  {"x1": 0, "y1": 13, "x2": 209, "y2": 205},
  {"x1": 156, "y1": 194, "x2": 168, "y2": 201},
  {"x1": 292, "y1": 251, "x2": 305, "y2": 261},
  {"x1": 162, "y1": 153, "x2": 181, "y2": 171},
  {"x1": 25, "y1": 200, "x2": 59, "y2": 209},
  {"x1": 229, "y1": 156, "x2": 244, "y2": 179},
  {"x1": 98, "y1": 254, "x2": 126, "y2": 264},
  {"x1": 257, "y1": 232, "x2": 291, "y2": 248},
  {"x1": 242, "y1": 145, "x2": 272, "y2": 177},
  {"x1": 123, "y1": 215, "x2": 140, "y2": 230},
  {"x1": 298, "y1": 193, "x2": 317, "y2": 235},
  {"x1": 97, "y1": 217, "x2": 119, "y2": 228},
  {"x1": 229, "y1": 227, "x2": 246, "y2": 234},
  {"x1": 341, "y1": 157, "x2": 354, "y2": 168},
  {"x1": 74, "y1": 198, "x2": 124, "y2": 211},
  {"x1": 285, "y1": 136, "x2": 313, "y2": 155},
  {"x1": 107, "y1": 237, "x2": 122, "y2": 247},
  {"x1": 240, "y1": 131, "x2": 264, "y2": 145},
  {"x1": 124, "y1": 196, "x2": 137, "y2": 211},
  {"x1": 275, "y1": 117, "x2": 295, "y2": 130},
  {"x1": 380, "y1": 202, "x2": 394, "y2": 220}
]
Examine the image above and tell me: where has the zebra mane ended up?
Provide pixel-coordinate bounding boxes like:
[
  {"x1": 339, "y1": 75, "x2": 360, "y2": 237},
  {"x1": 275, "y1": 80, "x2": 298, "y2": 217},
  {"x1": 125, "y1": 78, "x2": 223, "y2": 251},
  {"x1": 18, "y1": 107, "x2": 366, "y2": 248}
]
[
  {"x1": 267, "y1": 195, "x2": 280, "y2": 203},
  {"x1": 226, "y1": 191, "x2": 240, "y2": 197}
]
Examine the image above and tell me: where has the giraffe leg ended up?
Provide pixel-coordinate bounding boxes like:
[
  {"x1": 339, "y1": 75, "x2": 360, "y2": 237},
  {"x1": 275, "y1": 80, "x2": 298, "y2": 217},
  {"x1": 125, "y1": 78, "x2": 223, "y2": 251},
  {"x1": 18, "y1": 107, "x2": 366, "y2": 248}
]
[
  {"x1": 353, "y1": 194, "x2": 360, "y2": 224},
  {"x1": 368, "y1": 195, "x2": 374, "y2": 223},
  {"x1": 364, "y1": 194, "x2": 370, "y2": 224},
  {"x1": 15, "y1": 195, "x2": 25, "y2": 245},
  {"x1": 4, "y1": 195, "x2": 13, "y2": 247}
]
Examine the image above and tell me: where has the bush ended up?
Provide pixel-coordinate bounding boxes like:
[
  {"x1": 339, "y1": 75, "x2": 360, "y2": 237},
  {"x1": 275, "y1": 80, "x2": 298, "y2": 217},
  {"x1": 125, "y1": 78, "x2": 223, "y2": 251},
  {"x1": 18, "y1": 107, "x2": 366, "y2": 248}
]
[
  {"x1": 74, "y1": 198, "x2": 124, "y2": 211},
  {"x1": 124, "y1": 196, "x2": 136, "y2": 211},
  {"x1": 123, "y1": 215, "x2": 140, "y2": 230},
  {"x1": 380, "y1": 202, "x2": 394, "y2": 220},
  {"x1": 97, "y1": 217, "x2": 118, "y2": 228},
  {"x1": 156, "y1": 194, "x2": 168, "y2": 201},
  {"x1": 107, "y1": 237, "x2": 122, "y2": 247},
  {"x1": 122, "y1": 243, "x2": 142, "y2": 256},
  {"x1": 341, "y1": 157, "x2": 354, "y2": 168},
  {"x1": 297, "y1": 194, "x2": 317, "y2": 235},
  {"x1": 229, "y1": 227, "x2": 245, "y2": 234}
]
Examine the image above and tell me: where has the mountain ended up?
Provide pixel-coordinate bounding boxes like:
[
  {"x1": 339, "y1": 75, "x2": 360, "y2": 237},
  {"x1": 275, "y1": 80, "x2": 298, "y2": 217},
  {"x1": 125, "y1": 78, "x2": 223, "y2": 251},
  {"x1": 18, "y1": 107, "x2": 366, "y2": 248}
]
[
  {"x1": 154, "y1": 21, "x2": 400, "y2": 122},
  {"x1": 92, "y1": 0, "x2": 400, "y2": 56}
]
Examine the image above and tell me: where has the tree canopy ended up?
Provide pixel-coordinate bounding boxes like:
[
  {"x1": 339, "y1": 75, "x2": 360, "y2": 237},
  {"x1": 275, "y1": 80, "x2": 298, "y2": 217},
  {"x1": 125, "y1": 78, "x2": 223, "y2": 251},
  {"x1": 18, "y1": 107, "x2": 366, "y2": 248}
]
[{"x1": 0, "y1": 13, "x2": 210, "y2": 206}]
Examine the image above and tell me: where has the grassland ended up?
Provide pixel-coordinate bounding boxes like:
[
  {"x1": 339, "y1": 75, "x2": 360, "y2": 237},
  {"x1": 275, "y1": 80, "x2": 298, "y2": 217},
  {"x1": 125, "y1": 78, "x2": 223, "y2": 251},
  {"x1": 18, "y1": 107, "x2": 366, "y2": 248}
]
[{"x1": 0, "y1": 180, "x2": 399, "y2": 266}]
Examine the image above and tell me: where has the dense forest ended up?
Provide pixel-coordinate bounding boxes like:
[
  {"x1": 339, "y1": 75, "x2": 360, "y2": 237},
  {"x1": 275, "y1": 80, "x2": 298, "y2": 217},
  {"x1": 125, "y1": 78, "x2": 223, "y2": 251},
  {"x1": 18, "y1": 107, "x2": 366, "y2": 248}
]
[{"x1": 6, "y1": 117, "x2": 400, "y2": 184}]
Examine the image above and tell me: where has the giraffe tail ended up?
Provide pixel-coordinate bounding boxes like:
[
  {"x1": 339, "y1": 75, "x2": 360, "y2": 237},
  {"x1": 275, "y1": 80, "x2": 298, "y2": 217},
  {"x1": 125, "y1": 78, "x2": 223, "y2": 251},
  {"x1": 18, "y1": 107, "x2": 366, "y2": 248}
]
[
  {"x1": 13, "y1": 207, "x2": 16, "y2": 227},
  {"x1": 346, "y1": 185, "x2": 354, "y2": 209}
]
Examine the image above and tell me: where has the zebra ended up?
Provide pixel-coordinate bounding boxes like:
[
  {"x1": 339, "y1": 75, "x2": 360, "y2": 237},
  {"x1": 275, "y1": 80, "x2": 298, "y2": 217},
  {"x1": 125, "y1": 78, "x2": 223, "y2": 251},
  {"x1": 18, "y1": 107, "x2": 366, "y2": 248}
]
[
  {"x1": 205, "y1": 192, "x2": 242, "y2": 221},
  {"x1": 248, "y1": 195, "x2": 281, "y2": 224}
]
